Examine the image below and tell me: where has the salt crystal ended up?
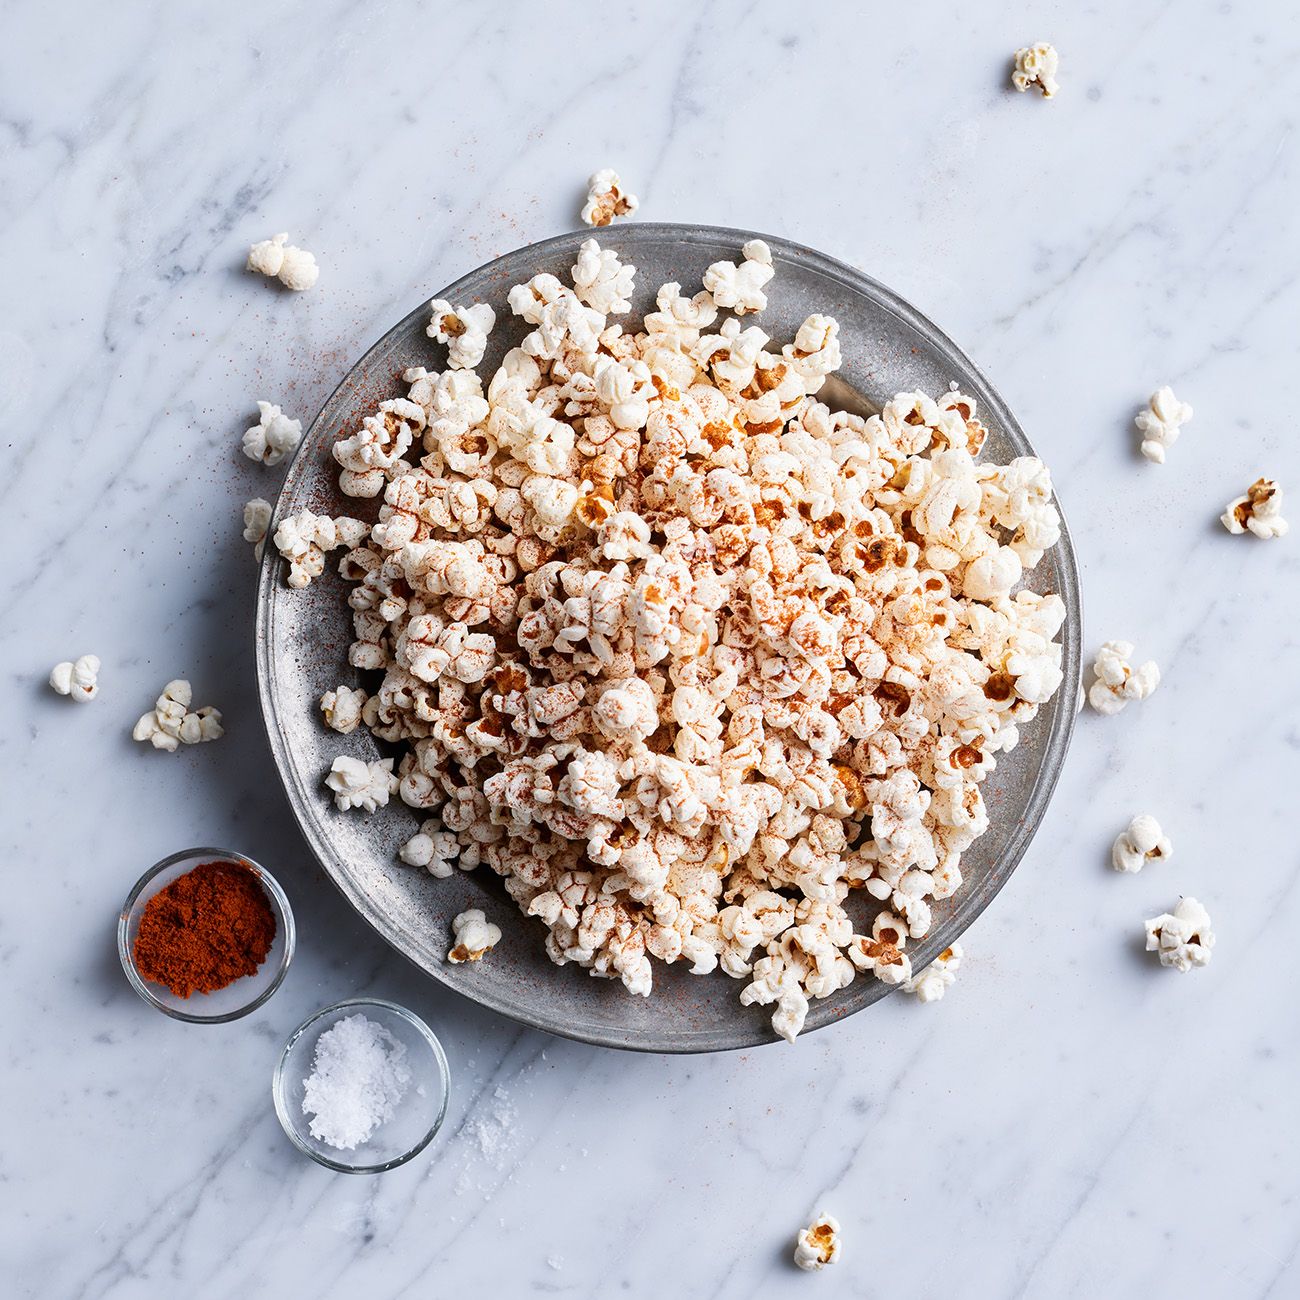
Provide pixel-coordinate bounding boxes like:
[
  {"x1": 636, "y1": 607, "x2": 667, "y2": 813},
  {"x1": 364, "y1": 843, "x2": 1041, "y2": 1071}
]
[
  {"x1": 464, "y1": 1088, "x2": 519, "y2": 1164},
  {"x1": 301, "y1": 1013, "x2": 412, "y2": 1150}
]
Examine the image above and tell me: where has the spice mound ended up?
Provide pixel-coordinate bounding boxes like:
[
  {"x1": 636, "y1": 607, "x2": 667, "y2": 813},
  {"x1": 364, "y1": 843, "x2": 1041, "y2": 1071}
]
[
  {"x1": 301, "y1": 1013, "x2": 412, "y2": 1150},
  {"x1": 132, "y1": 860, "x2": 277, "y2": 997}
]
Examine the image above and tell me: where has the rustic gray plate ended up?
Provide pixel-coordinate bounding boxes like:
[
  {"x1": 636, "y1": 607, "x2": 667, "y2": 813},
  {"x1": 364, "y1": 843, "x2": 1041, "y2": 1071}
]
[{"x1": 255, "y1": 224, "x2": 1082, "y2": 1053}]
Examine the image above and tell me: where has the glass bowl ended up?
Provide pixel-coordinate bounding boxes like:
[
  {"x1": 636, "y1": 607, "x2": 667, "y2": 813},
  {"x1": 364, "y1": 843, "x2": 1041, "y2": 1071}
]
[
  {"x1": 272, "y1": 998, "x2": 450, "y2": 1174},
  {"x1": 118, "y1": 847, "x2": 295, "y2": 1023}
]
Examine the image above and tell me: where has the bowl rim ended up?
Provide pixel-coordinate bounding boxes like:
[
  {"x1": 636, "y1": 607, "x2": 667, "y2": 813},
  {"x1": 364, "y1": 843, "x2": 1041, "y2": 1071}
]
[
  {"x1": 255, "y1": 221, "x2": 1083, "y2": 1053},
  {"x1": 117, "y1": 846, "x2": 296, "y2": 1023},
  {"x1": 271, "y1": 996, "x2": 452, "y2": 1174}
]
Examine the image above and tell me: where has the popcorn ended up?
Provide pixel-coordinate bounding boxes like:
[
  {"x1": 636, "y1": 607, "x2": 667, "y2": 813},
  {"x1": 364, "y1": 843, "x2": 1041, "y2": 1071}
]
[
  {"x1": 1011, "y1": 43, "x2": 1060, "y2": 98},
  {"x1": 522, "y1": 474, "x2": 579, "y2": 528},
  {"x1": 1145, "y1": 897, "x2": 1214, "y2": 971},
  {"x1": 427, "y1": 299, "x2": 496, "y2": 371},
  {"x1": 273, "y1": 510, "x2": 368, "y2": 588},
  {"x1": 507, "y1": 278, "x2": 604, "y2": 365},
  {"x1": 176, "y1": 708, "x2": 224, "y2": 745},
  {"x1": 49, "y1": 654, "x2": 100, "y2": 702},
  {"x1": 580, "y1": 168, "x2": 638, "y2": 227},
  {"x1": 963, "y1": 547, "x2": 1023, "y2": 601},
  {"x1": 241, "y1": 401, "x2": 303, "y2": 467},
  {"x1": 1134, "y1": 386, "x2": 1192, "y2": 464},
  {"x1": 739, "y1": 958, "x2": 811, "y2": 1043},
  {"x1": 246, "y1": 232, "x2": 287, "y2": 277},
  {"x1": 299, "y1": 240, "x2": 1065, "y2": 1040},
  {"x1": 1221, "y1": 478, "x2": 1289, "y2": 539},
  {"x1": 325, "y1": 755, "x2": 398, "y2": 812},
  {"x1": 132, "y1": 679, "x2": 223, "y2": 752},
  {"x1": 848, "y1": 913, "x2": 912, "y2": 987},
  {"x1": 703, "y1": 239, "x2": 774, "y2": 315},
  {"x1": 246, "y1": 232, "x2": 319, "y2": 290},
  {"x1": 1086, "y1": 640, "x2": 1160, "y2": 715},
  {"x1": 332, "y1": 398, "x2": 425, "y2": 497},
  {"x1": 572, "y1": 239, "x2": 636, "y2": 315},
  {"x1": 449, "y1": 908, "x2": 502, "y2": 963},
  {"x1": 399, "y1": 821, "x2": 461, "y2": 876},
  {"x1": 243, "y1": 498, "x2": 272, "y2": 559},
  {"x1": 278, "y1": 245, "x2": 320, "y2": 291},
  {"x1": 319, "y1": 685, "x2": 368, "y2": 735},
  {"x1": 784, "y1": 315, "x2": 841, "y2": 394},
  {"x1": 793, "y1": 1213, "x2": 842, "y2": 1272},
  {"x1": 1111, "y1": 814, "x2": 1172, "y2": 873},
  {"x1": 901, "y1": 942, "x2": 962, "y2": 1002},
  {"x1": 593, "y1": 678, "x2": 659, "y2": 742}
]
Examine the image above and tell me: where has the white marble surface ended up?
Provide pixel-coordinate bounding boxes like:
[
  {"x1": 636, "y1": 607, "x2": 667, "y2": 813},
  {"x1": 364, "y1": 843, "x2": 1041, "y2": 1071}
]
[{"x1": 4, "y1": 2, "x2": 1298, "y2": 1295}]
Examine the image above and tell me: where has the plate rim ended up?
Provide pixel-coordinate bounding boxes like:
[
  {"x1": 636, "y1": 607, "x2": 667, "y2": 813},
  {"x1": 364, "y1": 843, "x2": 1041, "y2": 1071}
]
[{"x1": 255, "y1": 221, "x2": 1082, "y2": 1053}]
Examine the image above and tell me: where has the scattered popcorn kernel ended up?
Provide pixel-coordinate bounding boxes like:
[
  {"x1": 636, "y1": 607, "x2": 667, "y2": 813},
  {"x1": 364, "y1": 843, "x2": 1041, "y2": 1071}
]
[
  {"x1": 1011, "y1": 42, "x2": 1060, "y2": 98},
  {"x1": 278, "y1": 245, "x2": 319, "y2": 291},
  {"x1": 1111, "y1": 814, "x2": 1172, "y2": 873},
  {"x1": 1087, "y1": 640, "x2": 1160, "y2": 716},
  {"x1": 1221, "y1": 477, "x2": 1289, "y2": 539},
  {"x1": 241, "y1": 401, "x2": 304, "y2": 467},
  {"x1": 325, "y1": 755, "x2": 398, "y2": 812},
  {"x1": 178, "y1": 707, "x2": 224, "y2": 745},
  {"x1": 247, "y1": 232, "x2": 319, "y2": 290},
  {"x1": 794, "y1": 1213, "x2": 842, "y2": 1272},
  {"x1": 49, "y1": 654, "x2": 100, "y2": 702},
  {"x1": 427, "y1": 299, "x2": 496, "y2": 371},
  {"x1": 580, "y1": 168, "x2": 638, "y2": 227},
  {"x1": 1145, "y1": 897, "x2": 1214, "y2": 971},
  {"x1": 243, "y1": 498, "x2": 272, "y2": 560},
  {"x1": 319, "y1": 685, "x2": 368, "y2": 735},
  {"x1": 132, "y1": 679, "x2": 222, "y2": 752},
  {"x1": 703, "y1": 239, "x2": 774, "y2": 315},
  {"x1": 1134, "y1": 387, "x2": 1192, "y2": 464},
  {"x1": 246, "y1": 232, "x2": 287, "y2": 277},
  {"x1": 901, "y1": 943, "x2": 963, "y2": 1002},
  {"x1": 449, "y1": 908, "x2": 502, "y2": 963}
]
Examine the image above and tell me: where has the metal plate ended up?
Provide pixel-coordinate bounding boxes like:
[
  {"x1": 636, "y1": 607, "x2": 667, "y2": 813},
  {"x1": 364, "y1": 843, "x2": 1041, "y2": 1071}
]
[{"x1": 255, "y1": 224, "x2": 1082, "y2": 1053}]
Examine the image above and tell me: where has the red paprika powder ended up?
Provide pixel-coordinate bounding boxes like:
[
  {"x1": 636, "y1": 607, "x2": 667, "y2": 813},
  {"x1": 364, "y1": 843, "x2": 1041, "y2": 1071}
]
[{"x1": 133, "y1": 860, "x2": 277, "y2": 997}]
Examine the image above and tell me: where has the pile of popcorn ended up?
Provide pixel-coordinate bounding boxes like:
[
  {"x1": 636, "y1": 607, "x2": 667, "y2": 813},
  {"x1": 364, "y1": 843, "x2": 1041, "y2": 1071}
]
[{"x1": 289, "y1": 237, "x2": 1066, "y2": 1042}]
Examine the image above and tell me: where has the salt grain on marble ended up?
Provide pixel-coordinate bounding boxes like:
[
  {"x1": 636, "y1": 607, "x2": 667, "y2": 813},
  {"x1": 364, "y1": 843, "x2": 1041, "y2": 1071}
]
[
  {"x1": 301, "y1": 1013, "x2": 412, "y2": 1150},
  {"x1": 464, "y1": 1086, "x2": 519, "y2": 1164}
]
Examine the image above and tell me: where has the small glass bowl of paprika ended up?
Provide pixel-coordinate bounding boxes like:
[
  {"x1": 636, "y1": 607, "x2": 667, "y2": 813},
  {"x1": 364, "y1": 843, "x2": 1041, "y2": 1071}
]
[{"x1": 118, "y1": 847, "x2": 296, "y2": 1023}]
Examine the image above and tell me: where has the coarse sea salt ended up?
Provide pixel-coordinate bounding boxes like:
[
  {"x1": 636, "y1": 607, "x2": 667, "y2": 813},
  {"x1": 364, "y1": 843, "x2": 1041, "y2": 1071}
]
[
  {"x1": 301, "y1": 1013, "x2": 412, "y2": 1150},
  {"x1": 465, "y1": 1087, "x2": 518, "y2": 1163}
]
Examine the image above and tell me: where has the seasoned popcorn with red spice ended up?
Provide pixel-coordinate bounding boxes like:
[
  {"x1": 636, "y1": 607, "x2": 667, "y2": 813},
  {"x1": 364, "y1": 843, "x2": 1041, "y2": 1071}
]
[{"x1": 288, "y1": 238, "x2": 1065, "y2": 1041}]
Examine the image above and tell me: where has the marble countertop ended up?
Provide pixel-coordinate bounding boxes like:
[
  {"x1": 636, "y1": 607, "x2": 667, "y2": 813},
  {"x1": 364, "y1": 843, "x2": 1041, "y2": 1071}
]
[{"x1": 5, "y1": 2, "x2": 1298, "y2": 1296}]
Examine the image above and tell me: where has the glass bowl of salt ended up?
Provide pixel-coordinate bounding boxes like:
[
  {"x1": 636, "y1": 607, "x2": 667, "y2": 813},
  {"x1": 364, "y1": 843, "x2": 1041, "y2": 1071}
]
[{"x1": 272, "y1": 998, "x2": 451, "y2": 1173}]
